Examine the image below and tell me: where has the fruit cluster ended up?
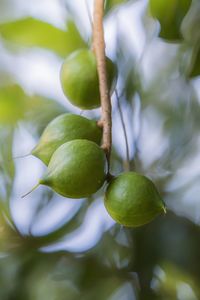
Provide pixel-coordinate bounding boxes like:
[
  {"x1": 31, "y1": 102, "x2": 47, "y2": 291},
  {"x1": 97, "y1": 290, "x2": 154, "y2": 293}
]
[{"x1": 28, "y1": 48, "x2": 165, "y2": 227}]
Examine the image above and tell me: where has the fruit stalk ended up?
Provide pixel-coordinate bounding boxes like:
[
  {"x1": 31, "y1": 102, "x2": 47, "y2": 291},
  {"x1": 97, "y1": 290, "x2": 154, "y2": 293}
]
[
  {"x1": 93, "y1": 0, "x2": 112, "y2": 169},
  {"x1": 115, "y1": 90, "x2": 130, "y2": 171}
]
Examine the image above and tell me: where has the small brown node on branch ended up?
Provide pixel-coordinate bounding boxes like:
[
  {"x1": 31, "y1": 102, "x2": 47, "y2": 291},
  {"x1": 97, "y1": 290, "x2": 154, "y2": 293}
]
[
  {"x1": 97, "y1": 120, "x2": 104, "y2": 128},
  {"x1": 101, "y1": 143, "x2": 109, "y2": 153}
]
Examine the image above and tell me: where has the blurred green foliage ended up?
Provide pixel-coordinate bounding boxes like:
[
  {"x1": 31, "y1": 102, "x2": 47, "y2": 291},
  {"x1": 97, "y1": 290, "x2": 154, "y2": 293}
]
[
  {"x1": 0, "y1": 0, "x2": 200, "y2": 299},
  {"x1": 0, "y1": 85, "x2": 26, "y2": 124},
  {"x1": 149, "y1": 0, "x2": 192, "y2": 41},
  {"x1": 105, "y1": 0, "x2": 130, "y2": 13},
  {"x1": 189, "y1": 46, "x2": 200, "y2": 78},
  {"x1": 0, "y1": 18, "x2": 86, "y2": 57}
]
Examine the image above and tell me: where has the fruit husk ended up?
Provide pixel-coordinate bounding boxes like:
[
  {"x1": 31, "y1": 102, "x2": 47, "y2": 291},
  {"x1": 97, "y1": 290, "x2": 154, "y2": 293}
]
[
  {"x1": 104, "y1": 172, "x2": 166, "y2": 227},
  {"x1": 40, "y1": 139, "x2": 106, "y2": 198},
  {"x1": 60, "y1": 49, "x2": 117, "y2": 109},
  {"x1": 31, "y1": 113, "x2": 102, "y2": 165}
]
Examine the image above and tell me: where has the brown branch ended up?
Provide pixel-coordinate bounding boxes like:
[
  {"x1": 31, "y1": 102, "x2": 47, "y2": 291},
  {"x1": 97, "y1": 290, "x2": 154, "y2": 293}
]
[{"x1": 93, "y1": 0, "x2": 112, "y2": 170}]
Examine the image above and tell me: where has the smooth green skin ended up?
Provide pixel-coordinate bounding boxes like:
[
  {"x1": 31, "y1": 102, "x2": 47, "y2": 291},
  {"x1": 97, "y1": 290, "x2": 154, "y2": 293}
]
[
  {"x1": 60, "y1": 49, "x2": 117, "y2": 109},
  {"x1": 149, "y1": 0, "x2": 192, "y2": 41},
  {"x1": 104, "y1": 172, "x2": 165, "y2": 227},
  {"x1": 31, "y1": 113, "x2": 102, "y2": 165},
  {"x1": 40, "y1": 139, "x2": 106, "y2": 198}
]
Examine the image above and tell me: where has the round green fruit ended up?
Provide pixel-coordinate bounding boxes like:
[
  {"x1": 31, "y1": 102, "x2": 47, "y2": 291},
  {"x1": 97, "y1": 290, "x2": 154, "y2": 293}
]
[
  {"x1": 60, "y1": 49, "x2": 117, "y2": 109},
  {"x1": 39, "y1": 139, "x2": 106, "y2": 198},
  {"x1": 31, "y1": 113, "x2": 102, "y2": 165},
  {"x1": 104, "y1": 172, "x2": 166, "y2": 227},
  {"x1": 149, "y1": 0, "x2": 192, "y2": 41}
]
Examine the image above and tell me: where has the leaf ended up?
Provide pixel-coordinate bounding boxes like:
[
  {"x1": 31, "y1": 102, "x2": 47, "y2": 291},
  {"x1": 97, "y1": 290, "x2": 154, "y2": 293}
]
[
  {"x1": 0, "y1": 84, "x2": 26, "y2": 125},
  {"x1": 0, "y1": 84, "x2": 28, "y2": 224},
  {"x1": 25, "y1": 202, "x2": 88, "y2": 248},
  {"x1": 24, "y1": 96, "x2": 67, "y2": 136},
  {"x1": 0, "y1": 126, "x2": 15, "y2": 223},
  {"x1": 188, "y1": 46, "x2": 200, "y2": 78},
  {"x1": 182, "y1": 1, "x2": 200, "y2": 44},
  {"x1": 149, "y1": 0, "x2": 192, "y2": 41},
  {"x1": 105, "y1": 0, "x2": 130, "y2": 14},
  {"x1": 0, "y1": 18, "x2": 86, "y2": 57}
]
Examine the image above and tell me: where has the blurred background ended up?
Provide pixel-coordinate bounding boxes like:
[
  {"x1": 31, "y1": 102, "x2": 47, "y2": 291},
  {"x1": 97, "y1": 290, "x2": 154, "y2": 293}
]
[{"x1": 0, "y1": 0, "x2": 200, "y2": 299}]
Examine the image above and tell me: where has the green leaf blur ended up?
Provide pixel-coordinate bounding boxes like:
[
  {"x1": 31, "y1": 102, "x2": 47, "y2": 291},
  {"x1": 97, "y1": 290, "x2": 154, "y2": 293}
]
[
  {"x1": 0, "y1": 18, "x2": 86, "y2": 57},
  {"x1": 105, "y1": 0, "x2": 130, "y2": 13},
  {"x1": 149, "y1": 0, "x2": 192, "y2": 41},
  {"x1": 0, "y1": 85, "x2": 26, "y2": 124}
]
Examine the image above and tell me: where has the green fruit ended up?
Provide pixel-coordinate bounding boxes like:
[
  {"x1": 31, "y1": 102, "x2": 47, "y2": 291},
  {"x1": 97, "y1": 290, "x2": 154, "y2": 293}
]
[
  {"x1": 149, "y1": 0, "x2": 192, "y2": 41},
  {"x1": 60, "y1": 49, "x2": 117, "y2": 109},
  {"x1": 104, "y1": 172, "x2": 166, "y2": 227},
  {"x1": 39, "y1": 139, "x2": 106, "y2": 198},
  {"x1": 31, "y1": 113, "x2": 102, "y2": 165}
]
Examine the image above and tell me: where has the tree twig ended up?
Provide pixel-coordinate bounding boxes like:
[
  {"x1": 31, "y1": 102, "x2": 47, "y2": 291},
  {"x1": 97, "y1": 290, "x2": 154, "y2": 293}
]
[
  {"x1": 93, "y1": 0, "x2": 112, "y2": 172},
  {"x1": 86, "y1": 0, "x2": 93, "y2": 29},
  {"x1": 115, "y1": 90, "x2": 130, "y2": 172}
]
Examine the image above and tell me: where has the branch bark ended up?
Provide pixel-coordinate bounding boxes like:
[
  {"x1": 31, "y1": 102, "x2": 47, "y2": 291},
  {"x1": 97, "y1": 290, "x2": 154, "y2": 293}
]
[{"x1": 93, "y1": 0, "x2": 112, "y2": 171}]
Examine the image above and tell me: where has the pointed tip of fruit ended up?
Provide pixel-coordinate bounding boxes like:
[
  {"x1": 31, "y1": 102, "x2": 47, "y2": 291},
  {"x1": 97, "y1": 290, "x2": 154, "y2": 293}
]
[
  {"x1": 21, "y1": 182, "x2": 40, "y2": 198},
  {"x1": 31, "y1": 146, "x2": 38, "y2": 157},
  {"x1": 162, "y1": 204, "x2": 167, "y2": 215},
  {"x1": 39, "y1": 177, "x2": 50, "y2": 186}
]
